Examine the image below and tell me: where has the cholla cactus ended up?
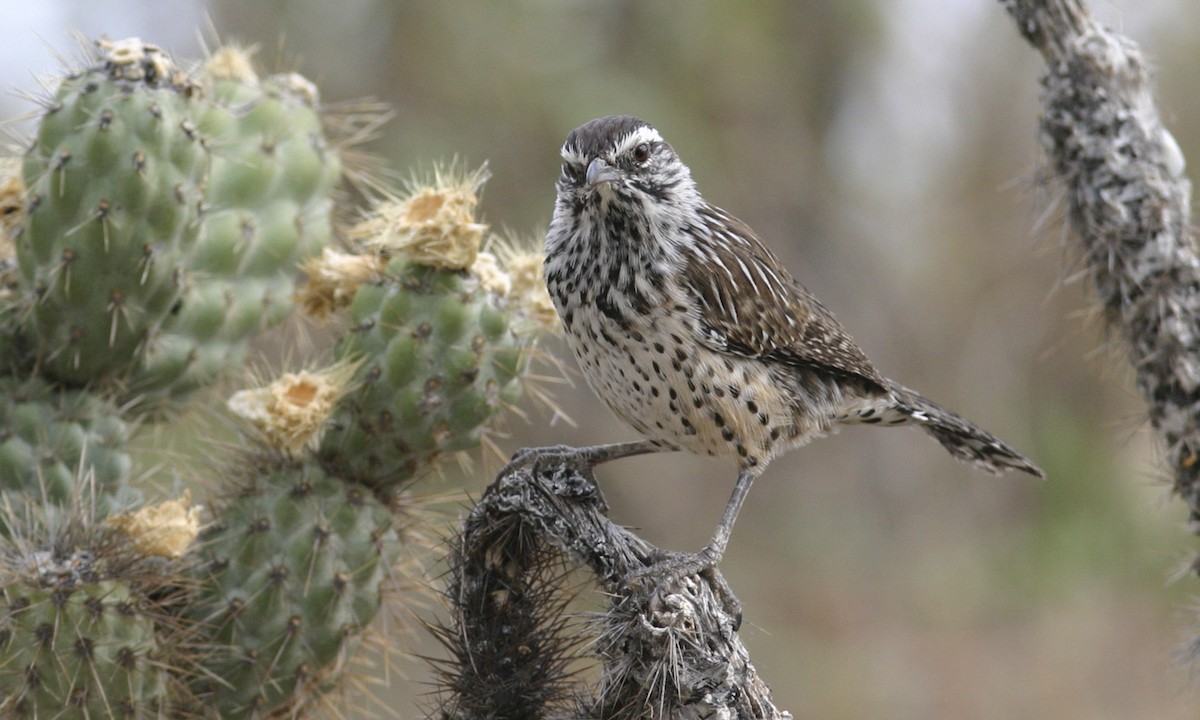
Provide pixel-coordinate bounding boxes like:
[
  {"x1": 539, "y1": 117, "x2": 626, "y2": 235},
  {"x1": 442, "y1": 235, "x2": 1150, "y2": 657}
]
[
  {"x1": 306, "y1": 168, "x2": 549, "y2": 496},
  {"x1": 17, "y1": 38, "x2": 206, "y2": 387},
  {"x1": 133, "y1": 46, "x2": 342, "y2": 408},
  {"x1": 0, "y1": 37, "x2": 554, "y2": 719}
]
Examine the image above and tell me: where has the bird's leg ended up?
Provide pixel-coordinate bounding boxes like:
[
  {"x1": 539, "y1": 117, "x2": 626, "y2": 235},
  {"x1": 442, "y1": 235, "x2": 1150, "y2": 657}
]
[
  {"x1": 701, "y1": 466, "x2": 758, "y2": 565},
  {"x1": 579, "y1": 438, "x2": 674, "y2": 465},
  {"x1": 626, "y1": 466, "x2": 759, "y2": 626},
  {"x1": 504, "y1": 438, "x2": 671, "y2": 475}
]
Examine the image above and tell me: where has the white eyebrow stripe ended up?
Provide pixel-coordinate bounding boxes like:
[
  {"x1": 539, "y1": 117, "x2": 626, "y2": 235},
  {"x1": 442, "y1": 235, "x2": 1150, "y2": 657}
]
[
  {"x1": 561, "y1": 145, "x2": 587, "y2": 163},
  {"x1": 612, "y1": 126, "x2": 664, "y2": 157},
  {"x1": 560, "y1": 124, "x2": 664, "y2": 162}
]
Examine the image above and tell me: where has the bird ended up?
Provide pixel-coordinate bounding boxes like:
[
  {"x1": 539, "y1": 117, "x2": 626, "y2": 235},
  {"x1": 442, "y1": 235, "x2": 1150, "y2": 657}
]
[{"x1": 541, "y1": 114, "x2": 1043, "y2": 590}]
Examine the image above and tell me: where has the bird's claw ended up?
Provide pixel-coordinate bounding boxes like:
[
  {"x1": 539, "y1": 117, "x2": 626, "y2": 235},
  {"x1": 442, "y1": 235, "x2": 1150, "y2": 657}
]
[
  {"x1": 502, "y1": 444, "x2": 585, "y2": 476},
  {"x1": 623, "y1": 550, "x2": 743, "y2": 631}
]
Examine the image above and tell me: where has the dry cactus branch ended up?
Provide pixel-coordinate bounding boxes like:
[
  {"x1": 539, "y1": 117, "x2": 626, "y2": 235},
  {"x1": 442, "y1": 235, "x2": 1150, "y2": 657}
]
[
  {"x1": 1001, "y1": 1, "x2": 1199, "y2": 519},
  {"x1": 436, "y1": 456, "x2": 789, "y2": 719}
]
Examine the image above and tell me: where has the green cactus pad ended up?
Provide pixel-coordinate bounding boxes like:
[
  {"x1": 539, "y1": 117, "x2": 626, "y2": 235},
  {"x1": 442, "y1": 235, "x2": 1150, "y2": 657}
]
[
  {"x1": 0, "y1": 376, "x2": 131, "y2": 506},
  {"x1": 0, "y1": 570, "x2": 169, "y2": 719},
  {"x1": 17, "y1": 41, "x2": 207, "y2": 386},
  {"x1": 187, "y1": 458, "x2": 399, "y2": 717},
  {"x1": 318, "y1": 256, "x2": 527, "y2": 494},
  {"x1": 132, "y1": 71, "x2": 340, "y2": 406}
]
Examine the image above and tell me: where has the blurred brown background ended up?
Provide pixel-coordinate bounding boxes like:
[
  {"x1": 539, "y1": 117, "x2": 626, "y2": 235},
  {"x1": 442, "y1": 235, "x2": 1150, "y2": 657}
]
[{"x1": 4, "y1": 1, "x2": 1199, "y2": 718}]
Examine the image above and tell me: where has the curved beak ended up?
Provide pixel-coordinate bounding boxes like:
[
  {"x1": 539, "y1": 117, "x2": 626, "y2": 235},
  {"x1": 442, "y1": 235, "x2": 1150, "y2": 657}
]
[{"x1": 586, "y1": 157, "x2": 619, "y2": 187}]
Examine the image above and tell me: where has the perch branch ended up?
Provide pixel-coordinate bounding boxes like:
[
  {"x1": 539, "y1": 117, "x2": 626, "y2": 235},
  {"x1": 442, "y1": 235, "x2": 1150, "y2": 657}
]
[
  {"x1": 1001, "y1": 1, "x2": 1200, "y2": 522},
  {"x1": 434, "y1": 456, "x2": 790, "y2": 719}
]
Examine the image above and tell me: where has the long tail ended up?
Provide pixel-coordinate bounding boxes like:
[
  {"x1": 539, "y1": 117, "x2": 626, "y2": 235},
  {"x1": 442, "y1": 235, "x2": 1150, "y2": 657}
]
[{"x1": 881, "y1": 382, "x2": 1044, "y2": 478}]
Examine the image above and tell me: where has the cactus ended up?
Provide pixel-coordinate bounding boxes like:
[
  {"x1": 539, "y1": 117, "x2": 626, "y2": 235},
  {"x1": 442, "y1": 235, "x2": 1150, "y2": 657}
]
[
  {"x1": 306, "y1": 169, "x2": 549, "y2": 497},
  {"x1": 0, "y1": 36, "x2": 554, "y2": 720},
  {"x1": 317, "y1": 253, "x2": 528, "y2": 493},
  {"x1": 17, "y1": 39, "x2": 207, "y2": 386},
  {"x1": 1, "y1": 580, "x2": 170, "y2": 718},
  {"x1": 0, "y1": 376, "x2": 132, "y2": 507},
  {"x1": 0, "y1": 506, "x2": 192, "y2": 719},
  {"x1": 185, "y1": 457, "x2": 400, "y2": 717},
  {"x1": 133, "y1": 48, "x2": 340, "y2": 406},
  {"x1": 0, "y1": 158, "x2": 27, "y2": 374}
]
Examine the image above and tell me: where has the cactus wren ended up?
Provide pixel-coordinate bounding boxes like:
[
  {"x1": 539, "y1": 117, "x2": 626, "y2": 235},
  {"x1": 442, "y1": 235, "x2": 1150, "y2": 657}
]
[{"x1": 542, "y1": 115, "x2": 1042, "y2": 582}]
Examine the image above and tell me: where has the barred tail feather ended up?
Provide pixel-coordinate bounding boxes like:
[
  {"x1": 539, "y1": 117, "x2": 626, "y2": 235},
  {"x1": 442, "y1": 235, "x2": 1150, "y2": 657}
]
[{"x1": 887, "y1": 382, "x2": 1045, "y2": 478}]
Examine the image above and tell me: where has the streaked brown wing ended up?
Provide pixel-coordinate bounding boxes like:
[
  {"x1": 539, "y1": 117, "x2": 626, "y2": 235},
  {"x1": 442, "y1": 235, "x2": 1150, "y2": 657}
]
[{"x1": 682, "y1": 204, "x2": 888, "y2": 392}]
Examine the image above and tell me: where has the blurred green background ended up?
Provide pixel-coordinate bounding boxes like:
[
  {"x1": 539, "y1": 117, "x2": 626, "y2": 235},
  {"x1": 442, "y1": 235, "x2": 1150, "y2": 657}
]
[{"x1": 4, "y1": 1, "x2": 1200, "y2": 718}]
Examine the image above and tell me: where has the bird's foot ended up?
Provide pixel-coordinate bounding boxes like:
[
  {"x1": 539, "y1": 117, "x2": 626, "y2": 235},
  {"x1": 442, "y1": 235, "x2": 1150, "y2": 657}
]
[
  {"x1": 502, "y1": 444, "x2": 585, "y2": 475},
  {"x1": 499, "y1": 445, "x2": 612, "y2": 511},
  {"x1": 623, "y1": 548, "x2": 743, "y2": 630}
]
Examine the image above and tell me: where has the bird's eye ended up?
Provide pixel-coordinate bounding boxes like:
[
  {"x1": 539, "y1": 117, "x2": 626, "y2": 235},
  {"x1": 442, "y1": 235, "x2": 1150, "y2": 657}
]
[{"x1": 632, "y1": 143, "x2": 650, "y2": 163}]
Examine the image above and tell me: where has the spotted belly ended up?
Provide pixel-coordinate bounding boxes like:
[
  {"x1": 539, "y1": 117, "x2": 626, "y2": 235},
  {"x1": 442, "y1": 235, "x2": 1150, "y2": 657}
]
[{"x1": 563, "y1": 311, "x2": 807, "y2": 468}]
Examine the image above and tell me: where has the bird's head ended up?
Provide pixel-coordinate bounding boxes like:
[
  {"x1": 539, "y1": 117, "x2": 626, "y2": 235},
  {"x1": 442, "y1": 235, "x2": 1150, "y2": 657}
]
[{"x1": 557, "y1": 115, "x2": 695, "y2": 210}]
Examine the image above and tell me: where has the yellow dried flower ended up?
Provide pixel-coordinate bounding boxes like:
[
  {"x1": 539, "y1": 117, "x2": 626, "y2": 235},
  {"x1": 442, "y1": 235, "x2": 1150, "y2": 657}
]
[
  {"x1": 0, "y1": 157, "x2": 22, "y2": 240},
  {"x1": 483, "y1": 234, "x2": 559, "y2": 334},
  {"x1": 270, "y1": 72, "x2": 321, "y2": 107},
  {"x1": 228, "y1": 362, "x2": 360, "y2": 455},
  {"x1": 107, "y1": 493, "x2": 201, "y2": 559},
  {"x1": 352, "y1": 164, "x2": 489, "y2": 270},
  {"x1": 297, "y1": 247, "x2": 385, "y2": 322},
  {"x1": 203, "y1": 44, "x2": 260, "y2": 85},
  {"x1": 97, "y1": 37, "x2": 186, "y2": 88},
  {"x1": 471, "y1": 251, "x2": 512, "y2": 296},
  {"x1": 502, "y1": 248, "x2": 560, "y2": 335},
  {"x1": 0, "y1": 157, "x2": 22, "y2": 298}
]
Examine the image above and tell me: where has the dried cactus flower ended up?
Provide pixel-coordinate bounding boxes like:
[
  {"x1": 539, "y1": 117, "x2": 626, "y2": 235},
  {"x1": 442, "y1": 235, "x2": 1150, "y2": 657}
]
[
  {"x1": 352, "y1": 164, "x2": 490, "y2": 269},
  {"x1": 0, "y1": 157, "x2": 20, "y2": 298},
  {"x1": 202, "y1": 43, "x2": 260, "y2": 84},
  {"x1": 504, "y1": 249, "x2": 559, "y2": 335},
  {"x1": 106, "y1": 493, "x2": 202, "y2": 559},
  {"x1": 298, "y1": 247, "x2": 386, "y2": 322},
  {"x1": 228, "y1": 362, "x2": 361, "y2": 454},
  {"x1": 271, "y1": 71, "x2": 321, "y2": 107},
  {"x1": 0, "y1": 156, "x2": 22, "y2": 242},
  {"x1": 96, "y1": 36, "x2": 195, "y2": 91},
  {"x1": 488, "y1": 236, "x2": 559, "y2": 335},
  {"x1": 471, "y1": 250, "x2": 512, "y2": 296}
]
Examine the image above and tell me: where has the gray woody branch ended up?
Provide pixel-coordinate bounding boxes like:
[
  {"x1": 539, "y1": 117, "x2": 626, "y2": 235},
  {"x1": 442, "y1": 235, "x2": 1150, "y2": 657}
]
[
  {"x1": 1001, "y1": 1, "x2": 1199, "y2": 519},
  {"x1": 433, "y1": 456, "x2": 789, "y2": 719}
]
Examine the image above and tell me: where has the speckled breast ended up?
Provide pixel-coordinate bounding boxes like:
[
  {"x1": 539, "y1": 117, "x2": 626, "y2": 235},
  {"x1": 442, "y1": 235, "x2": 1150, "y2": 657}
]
[{"x1": 560, "y1": 303, "x2": 803, "y2": 469}]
